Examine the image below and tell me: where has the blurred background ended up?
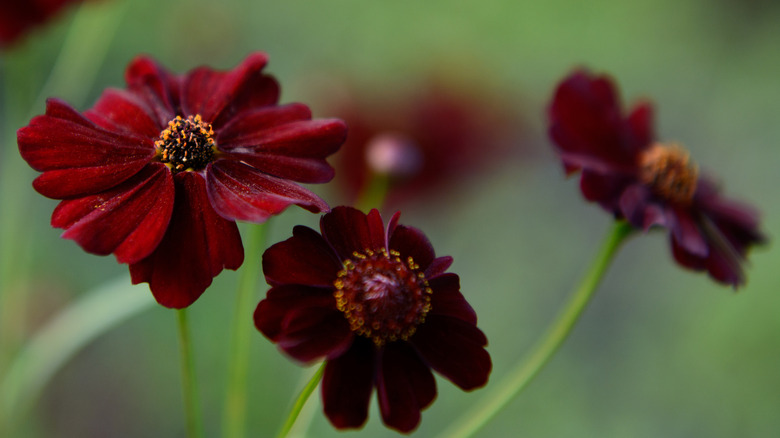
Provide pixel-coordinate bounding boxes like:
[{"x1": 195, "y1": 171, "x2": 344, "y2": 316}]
[{"x1": 1, "y1": 0, "x2": 779, "y2": 437}]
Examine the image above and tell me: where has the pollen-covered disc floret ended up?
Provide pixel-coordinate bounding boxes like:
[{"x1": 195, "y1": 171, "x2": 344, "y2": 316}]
[
  {"x1": 639, "y1": 142, "x2": 699, "y2": 204},
  {"x1": 155, "y1": 114, "x2": 216, "y2": 173},
  {"x1": 334, "y1": 248, "x2": 432, "y2": 345}
]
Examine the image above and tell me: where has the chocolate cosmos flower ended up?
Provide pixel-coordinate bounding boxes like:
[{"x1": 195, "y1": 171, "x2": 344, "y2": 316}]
[
  {"x1": 329, "y1": 81, "x2": 521, "y2": 207},
  {"x1": 549, "y1": 69, "x2": 765, "y2": 286},
  {"x1": 254, "y1": 207, "x2": 491, "y2": 433},
  {"x1": 18, "y1": 53, "x2": 346, "y2": 308},
  {"x1": 0, "y1": 0, "x2": 83, "y2": 47}
]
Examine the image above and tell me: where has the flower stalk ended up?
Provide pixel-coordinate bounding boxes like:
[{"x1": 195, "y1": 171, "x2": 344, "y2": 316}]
[
  {"x1": 276, "y1": 362, "x2": 326, "y2": 438},
  {"x1": 436, "y1": 220, "x2": 634, "y2": 438},
  {"x1": 222, "y1": 223, "x2": 269, "y2": 438},
  {"x1": 177, "y1": 309, "x2": 205, "y2": 438}
]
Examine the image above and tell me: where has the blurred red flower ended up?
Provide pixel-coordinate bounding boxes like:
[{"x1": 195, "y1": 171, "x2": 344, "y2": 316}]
[
  {"x1": 0, "y1": 0, "x2": 83, "y2": 47},
  {"x1": 327, "y1": 79, "x2": 523, "y2": 207},
  {"x1": 548, "y1": 69, "x2": 765, "y2": 286},
  {"x1": 18, "y1": 52, "x2": 346, "y2": 308},
  {"x1": 255, "y1": 206, "x2": 491, "y2": 433}
]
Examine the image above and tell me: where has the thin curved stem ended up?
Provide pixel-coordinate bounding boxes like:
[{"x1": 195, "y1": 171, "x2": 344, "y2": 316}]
[
  {"x1": 276, "y1": 362, "x2": 326, "y2": 438},
  {"x1": 178, "y1": 309, "x2": 205, "y2": 438},
  {"x1": 436, "y1": 220, "x2": 635, "y2": 438},
  {"x1": 222, "y1": 223, "x2": 269, "y2": 438}
]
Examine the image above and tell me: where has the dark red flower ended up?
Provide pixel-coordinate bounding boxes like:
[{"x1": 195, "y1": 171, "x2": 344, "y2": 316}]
[
  {"x1": 548, "y1": 69, "x2": 765, "y2": 287},
  {"x1": 254, "y1": 206, "x2": 491, "y2": 433},
  {"x1": 18, "y1": 53, "x2": 346, "y2": 308},
  {"x1": 327, "y1": 79, "x2": 523, "y2": 207},
  {"x1": 0, "y1": 0, "x2": 83, "y2": 47}
]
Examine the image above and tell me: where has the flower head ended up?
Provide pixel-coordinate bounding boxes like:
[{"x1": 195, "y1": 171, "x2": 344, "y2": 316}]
[
  {"x1": 254, "y1": 206, "x2": 491, "y2": 433},
  {"x1": 0, "y1": 0, "x2": 83, "y2": 47},
  {"x1": 18, "y1": 52, "x2": 346, "y2": 308},
  {"x1": 328, "y1": 80, "x2": 521, "y2": 207},
  {"x1": 548, "y1": 69, "x2": 765, "y2": 287}
]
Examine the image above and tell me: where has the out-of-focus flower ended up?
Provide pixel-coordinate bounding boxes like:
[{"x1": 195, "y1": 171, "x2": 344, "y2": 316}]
[
  {"x1": 0, "y1": 0, "x2": 83, "y2": 47},
  {"x1": 254, "y1": 206, "x2": 491, "y2": 433},
  {"x1": 548, "y1": 69, "x2": 765, "y2": 287},
  {"x1": 18, "y1": 52, "x2": 346, "y2": 308},
  {"x1": 327, "y1": 79, "x2": 523, "y2": 207}
]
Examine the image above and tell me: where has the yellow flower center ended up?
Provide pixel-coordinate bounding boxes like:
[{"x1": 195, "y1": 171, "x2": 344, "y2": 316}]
[{"x1": 155, "y1": 115, "x2": 216, "y2": 173}]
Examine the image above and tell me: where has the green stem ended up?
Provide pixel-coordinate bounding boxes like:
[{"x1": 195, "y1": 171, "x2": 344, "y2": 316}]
[
  {"x1": 0, "y1": 276, "x2": 155, "y2": 435},
  {"x1": 354, "y1": 172, "x2": 390, "y2": 213},
  {"x1": 436, "y1": 220, "x2": 635, "y2": 438},
  {"x1": 276, "y1": 362, "x2": 326, "y2": 438},
  {"x1": 222, "y1": 223, "x2": 269, "y2": 438},
  {"x1": 177, "y1": 309, "x2": 205, "y2": 438}
]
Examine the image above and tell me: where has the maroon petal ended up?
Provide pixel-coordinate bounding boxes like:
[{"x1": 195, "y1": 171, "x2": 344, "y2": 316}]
[
  {"x1": 670, "y1": 235, "x2": 707, "y2": 272},
  {"x1": 322, "y1": 338, "x2": 376, "y2": 430},
  {"x1": 18, "y1": 99, "x2": 155, "y2": 198},
  {"x1": 670, "y1": 235, "x2": 744, "y2": 286},
  {"x1": 124, "y1": 56, "x2": 180, "y2": 126},
  {"x1": 376, "y1": 342, "x2": 437, "y2": 433},
  {"x1": 129, "y1": 172, "x2": 243, "y2": 308},
  {"x1": 668, "y1": 206, "x2": 708, "y2": 257},
  {"x1": 84, "y1": 88, "x2": 162, "y2": 137},
  {"x1": 321, "y1": 206, "x2": 383, "y2": 260},
  {"x1": 217, "y1": 119, "x2": 347, "y2": 183},
  {"x1": 206, "y1": 160, "x2": 329, "y2": 223},
  {"x1": 52, "y1": 164, "x2": 174, "y2": 264},
  {"x1": 696, "y1": 179, "x2": 766, "y2": 255},
  {"x1": 425, "y1": 256, "x2": 453, "y2": 279},
  {"x1": 703, "y1": 244, "x2": 744, "y2": 286},
  {"x1": 619, "y1": 184, "x2": 666, "y2": 230},
  {"x1": 410, "y1": 315, "x2": 491, "y2": 391},
  {"x1": 428, "y1": 274, "x2": 477, "y2": 324},
  {"x1": 549, "y1": 70, "x2": 641, "y2": 174},
  {"x1": 215, "y1": 103, "x2": 311, "y2": 145},
  {"x1": 180, "y1": 52, "x2": 275, "y2": 125},
  {"x1": 389, "y1": 224, "x2": 436, "y2": 273},
  {"x1": 277, "y1": 306, "x2": 354, "y2": 363},
  {"x1": 579, "y1": 169, "x2": 631, "y2": 212},
  {"x1": 254, "y1": 284, "x2": 337, "y2": 341},
  {"x1": 626, "y1": 100, "x2": 655, "y2": 151},
  {"x1": 262, "y1": 226, "x2": 342, "y2": 288},
  {"x1": 366, "y1": 209, "x2": 386, "y2": 249}
]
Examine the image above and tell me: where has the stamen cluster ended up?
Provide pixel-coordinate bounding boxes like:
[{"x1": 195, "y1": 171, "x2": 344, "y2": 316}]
[
  {"x1": 155, "y1": 114, "x2": 216, "y2": 173},
  {"x1": 639, "y1": 142, "x2": 698, "y2": 204},
  {"x1": 334, "y1": 248, "x2": 432, "y2": 345}
]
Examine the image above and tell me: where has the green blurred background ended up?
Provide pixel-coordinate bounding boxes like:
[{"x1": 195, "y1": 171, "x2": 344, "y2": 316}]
[{"x1": 1, "y1": 0, "x2": 779, "y2": 436}]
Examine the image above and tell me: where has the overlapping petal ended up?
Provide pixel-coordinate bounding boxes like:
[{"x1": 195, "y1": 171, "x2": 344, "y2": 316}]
[
  {"x1": 320, "y1": 206, "x2": 384, "y2": 260},
  {"x1": 549, "y1": 70, "x2": 640, "y2": 174},
  {"x1": 52, "y1": 164, "x2": 173, "y2": 264},
  {"x1": 181, "y1": 52, "x2": 272, "y2": 124},
  {"x1": 376, "y1": 342, "x2": 437, "y2": 433},
  {"x1": 18, "y1": 99, "x2": 155, "y2": 198},
  {"x1": 129, "y1": 173, "x2": 243, "y2": 308},
  {"x1": 218, "y1": 118, "x2": 346, "y2": 183},
  {"x1": 124, "y1": 56, "x2": 180, "y2": 126},
  {"x1": 322, "y1": 339, "x2": 375, "y2": 429},
  {"x1": 410, "y1": 315, "x2": 491, "y2": 391},
  {"x1": 207, "y1": 159, "x2": 329, "y2": 222}
]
